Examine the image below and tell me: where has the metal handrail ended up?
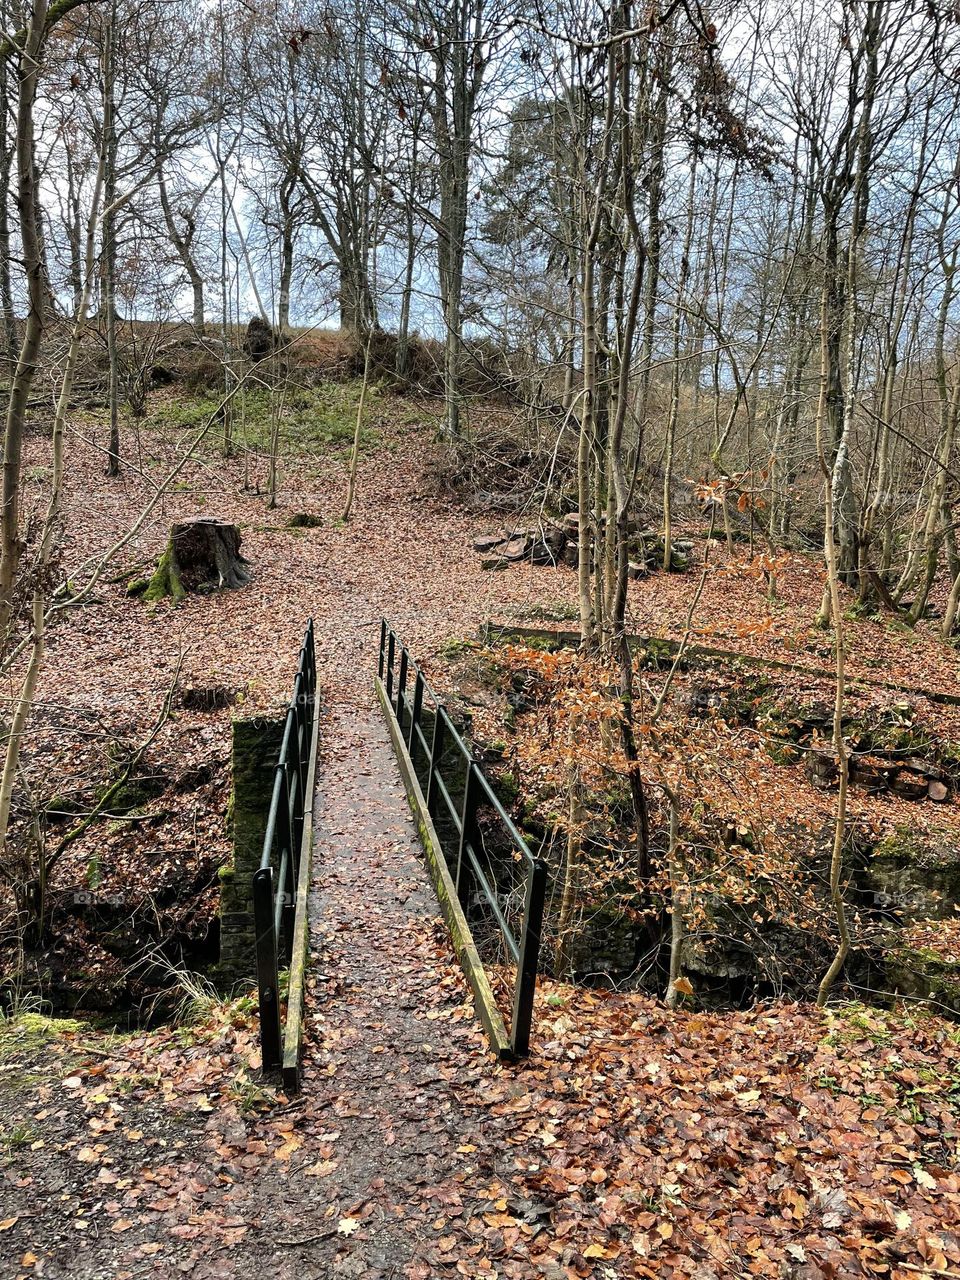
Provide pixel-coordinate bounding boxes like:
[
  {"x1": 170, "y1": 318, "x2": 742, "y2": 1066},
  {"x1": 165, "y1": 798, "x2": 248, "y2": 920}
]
[
  {"x1": 253, "y1": 619, "x2": 316, "y2": 1071},
  {"x1": 378, "y1": 619, "x2": 547, "y2": 1056}
]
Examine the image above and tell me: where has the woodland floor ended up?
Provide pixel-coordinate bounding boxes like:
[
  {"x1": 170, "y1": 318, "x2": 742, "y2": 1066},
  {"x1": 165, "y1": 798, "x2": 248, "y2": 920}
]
[{"x1": 1, "y1": 383, "x2": 960, "y2": 1278}]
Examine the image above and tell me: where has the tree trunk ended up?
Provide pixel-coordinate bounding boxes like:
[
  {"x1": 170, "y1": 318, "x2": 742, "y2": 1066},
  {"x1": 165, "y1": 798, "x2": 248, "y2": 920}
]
[
  {"x1": 101, "y1": 4, "x2": 121, "y2": 478},
  {"x1": 0, "y1": 0, "x2": 50, "y2": 646},
  {"x1": 278, "y1": 176, "x2": 294, "y2": 333},
  {"x1": 158, "y1": 170, "x2": 206, "y2": 335},
  {"x1": 0, "y1": 32, "x2": 16, "y2": 370}
]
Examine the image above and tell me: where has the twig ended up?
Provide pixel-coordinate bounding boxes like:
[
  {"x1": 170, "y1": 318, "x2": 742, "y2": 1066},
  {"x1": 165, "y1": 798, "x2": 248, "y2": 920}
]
[{"x1": 275, "y1": 1227, "x2": 338, "y2": 1247}]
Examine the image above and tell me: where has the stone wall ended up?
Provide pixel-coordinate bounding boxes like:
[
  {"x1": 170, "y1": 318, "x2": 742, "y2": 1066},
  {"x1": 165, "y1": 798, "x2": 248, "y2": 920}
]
[{"x1": 217, "y1": 715, "x2": 285, "y2": 983}]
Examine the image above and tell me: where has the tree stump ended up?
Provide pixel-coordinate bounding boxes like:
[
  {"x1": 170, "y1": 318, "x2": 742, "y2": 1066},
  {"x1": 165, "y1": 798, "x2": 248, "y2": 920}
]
[
  {"x1": 243, "y1": 315, "x2": 276, "y2": 362},
  {"x1": 141, "y1": 518, "x2": 252, "y2": 604},
  {"x1": 849, "y1": 754, "x2": 899, "y2": 793},
  {"x1": 806, "y1": 747, "x2": 839, "y2": 790}
]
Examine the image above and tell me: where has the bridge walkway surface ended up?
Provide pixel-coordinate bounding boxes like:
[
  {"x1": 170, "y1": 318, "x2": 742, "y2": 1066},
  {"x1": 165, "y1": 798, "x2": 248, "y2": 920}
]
[{"x1": 255, "y1": 698, "x2": 521, "y2": 1279}]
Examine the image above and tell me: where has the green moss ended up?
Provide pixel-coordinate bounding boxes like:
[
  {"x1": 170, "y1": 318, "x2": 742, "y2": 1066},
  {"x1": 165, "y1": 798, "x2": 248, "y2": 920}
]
[
  {"x1": 142, "y1": 542, "x2": 185, "y2": 605},
  {"x1": 858, "y1": 720, "x2": 933, "y2": 758},
  {"x1": 526, "y1": 602, "x2": 580, "y2": 624},
  {"x1": 522, "y1": 635, "x2": 564, "y2": 653},
  {"x1": 85, "y1": 852, "x2": 102, "y2": 890},
  {"x1": 637, "y1": 637, "x2": 677, "y2": 669},
  {"x1": 97, "y1": 773, "x2": 165, "y2": 815},
  {"x1": 166, "y1": 381, "x2": 383, "y2": 456},
  {"x1": 873, "y1": 826, "x2": 958, "y2": 872},
  {"x1": 821, "y1": 1002, "x2": 894, "y2": 1047},
  {"x1": 874, "y1": 827, "x2": 923, "y2": 864},
  {"x1": 492, "y1": 773, "x2": 519, "y2": 806},
  {"x1": 441, "y1": 637, "x2": 479, "y2": 659},
  {"x1": 45, "y1": 793, "x2": 83, "y2": 820},
  {"x1": 146, "y1": 392, "x2": 220, "y2": 431},
  {"x1": 888, "y1": 944, "x2": 960, "y2": 1013},
  {"x1": 0, "y1": 1013, "x2": 84, "y2": 1064}
]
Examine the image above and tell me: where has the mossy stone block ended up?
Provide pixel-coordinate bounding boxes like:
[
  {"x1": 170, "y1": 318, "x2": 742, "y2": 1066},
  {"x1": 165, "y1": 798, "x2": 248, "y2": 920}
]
[
  {"x1": 218, "y1": 715, "x2": 285, "y2": 981},
  {"x1": 866, "y1": 826, "x2": 960, "y2": 922}
]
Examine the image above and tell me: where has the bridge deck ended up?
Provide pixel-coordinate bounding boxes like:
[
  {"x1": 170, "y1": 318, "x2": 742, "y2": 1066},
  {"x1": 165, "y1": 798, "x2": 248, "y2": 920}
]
[{"x1": 276, "y1": 701, "x2": 495, "y2": 1274}]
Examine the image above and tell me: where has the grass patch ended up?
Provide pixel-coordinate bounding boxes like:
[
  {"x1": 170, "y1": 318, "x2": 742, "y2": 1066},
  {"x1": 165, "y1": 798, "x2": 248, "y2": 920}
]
[
  {"x1": 1, "y1": 1120, "x2": 37, "y2": 1151},
  {"x1": 821, "y1": 1001, "x2": 895, "y2": 1048},
  {"x1": 144, "y1": 379, "x2": 382, "y2": 458}
]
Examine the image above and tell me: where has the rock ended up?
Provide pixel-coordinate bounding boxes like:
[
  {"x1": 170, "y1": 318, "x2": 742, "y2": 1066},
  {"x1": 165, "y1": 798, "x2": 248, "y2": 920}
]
[
  {"x1": 628, "y1": 560, "x2": 646, "y2": 580},
  {"x1": 683, "y1": 684, "x2": 722, "y2": 716},
  {"x1": 799, "y1": 701, "x2": 834, "y2": 728},
  {"x1": 682, "y1": 916, "x2": 757, "y2": 982},
  {"x1": 887, "y1": 938, "x2": 960, "y2": 1015},
  {"x1": 218, "y1": 716, "x2": 286, "y2": 981},
  {"x1": 180, "y1": 685, "x2": 238, "y2": 712},
  {"x1": 864, "y1": 825, "x2": 960, "y2": 921}
]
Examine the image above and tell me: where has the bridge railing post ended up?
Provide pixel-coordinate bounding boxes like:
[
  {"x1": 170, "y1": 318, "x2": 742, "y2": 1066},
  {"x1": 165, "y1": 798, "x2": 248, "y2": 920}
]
[
  {"x1": 426, "y1": 710, "x2": 446, "y2": 818},
  {"x1": 387, "y1": 630, "x2": 396, "y2": 700},
  {"x1": 377, "y1": 624, "x2": 549, "y2": 1061},
  {"x1": 511, "y1": 858, "x2": 547, "y2": 1057},
  {"x1": 396, "y1": 648, "x2": 409, "y2": 730},
  {"x1": 253, "y1": 866, "x2": 282, "y2": 1071},
  {"x1": 409, "y1": 669, "x2": 424, "y2": 760},
  {"x1": 456, "y1": 761, "x2": 479, "y2": 909}
]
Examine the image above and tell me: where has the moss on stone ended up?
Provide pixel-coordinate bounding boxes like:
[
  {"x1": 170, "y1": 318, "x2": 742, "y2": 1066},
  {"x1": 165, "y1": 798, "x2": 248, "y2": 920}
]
[
  {"x1": 873, "y1": 826, "x2": 924, "y2": 865},
  {"x1": 218, "y1": 716, "x2": 285, "y2": 982},
  {"x1": 0, "y1": 1013, "x2": 84, "y2": 1064},
  {"x1": 887, "y1": 941, "x2": 960, "y2": 1015},
  {"x1": 867, "y1": 825, "x2": 960, "y2": 922},
  {"x1": 98, "y1": 774, "x2": 165, "y2": 814}
]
